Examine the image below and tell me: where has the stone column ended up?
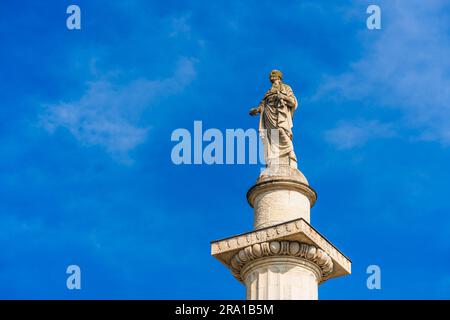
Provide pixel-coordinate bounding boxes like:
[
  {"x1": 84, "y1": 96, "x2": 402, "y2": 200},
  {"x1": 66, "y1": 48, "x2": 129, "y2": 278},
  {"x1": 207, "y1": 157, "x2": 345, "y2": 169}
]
[{"x1": 243, "y1": 257, "x2": 319, "y2": 300}]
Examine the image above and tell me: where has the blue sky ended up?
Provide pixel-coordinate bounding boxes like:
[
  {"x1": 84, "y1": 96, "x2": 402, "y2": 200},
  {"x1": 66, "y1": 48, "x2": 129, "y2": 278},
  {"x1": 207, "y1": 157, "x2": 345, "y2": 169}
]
[{"x1": 0, "y1": 0, "x2": 449, "y2": 299}]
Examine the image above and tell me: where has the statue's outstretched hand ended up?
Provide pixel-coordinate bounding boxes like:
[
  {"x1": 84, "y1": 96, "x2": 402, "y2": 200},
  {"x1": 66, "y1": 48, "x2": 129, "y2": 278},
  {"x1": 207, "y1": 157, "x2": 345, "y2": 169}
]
[{"x1": 249, "y1": 107, "x2": 260, "y2": 116}]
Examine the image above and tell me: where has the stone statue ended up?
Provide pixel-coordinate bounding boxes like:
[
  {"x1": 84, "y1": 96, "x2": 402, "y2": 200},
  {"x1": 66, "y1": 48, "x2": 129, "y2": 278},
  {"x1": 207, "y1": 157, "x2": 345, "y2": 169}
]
[{"x1": 249, "y1": 70, "x2": 298, "y2": 169}]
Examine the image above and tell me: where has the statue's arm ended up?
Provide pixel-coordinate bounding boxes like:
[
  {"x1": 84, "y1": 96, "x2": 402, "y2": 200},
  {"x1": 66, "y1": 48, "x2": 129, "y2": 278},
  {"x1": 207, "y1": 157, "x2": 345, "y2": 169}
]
[{"x1": 249, "y1": 100, "x2": 263, "y2": 116}]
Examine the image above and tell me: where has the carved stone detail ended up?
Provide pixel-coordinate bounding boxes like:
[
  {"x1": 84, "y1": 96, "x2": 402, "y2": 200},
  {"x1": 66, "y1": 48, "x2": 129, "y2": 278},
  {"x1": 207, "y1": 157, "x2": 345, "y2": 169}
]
[{"x1": 230, "y1": 240, "x2": 333, "y2": 283}]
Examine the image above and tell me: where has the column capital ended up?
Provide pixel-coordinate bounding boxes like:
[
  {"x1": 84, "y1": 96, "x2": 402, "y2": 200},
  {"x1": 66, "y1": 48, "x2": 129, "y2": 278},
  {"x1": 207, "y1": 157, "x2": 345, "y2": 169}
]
[
  {"x1": 230, "y1": 241, "x2": 333, "y2": 283},
  {"x1": 211, "y1": 218, "x2": 351, "y2": 283}
]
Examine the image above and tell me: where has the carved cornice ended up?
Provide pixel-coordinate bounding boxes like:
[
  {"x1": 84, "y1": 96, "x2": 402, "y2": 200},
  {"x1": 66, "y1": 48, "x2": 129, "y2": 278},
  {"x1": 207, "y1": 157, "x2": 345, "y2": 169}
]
[
  {"x1": 211, "y1": 218, "x2": 351, "y2": 280},
  {"x1": 230, "y1": 240, "x2": 333, "y2": 282}
]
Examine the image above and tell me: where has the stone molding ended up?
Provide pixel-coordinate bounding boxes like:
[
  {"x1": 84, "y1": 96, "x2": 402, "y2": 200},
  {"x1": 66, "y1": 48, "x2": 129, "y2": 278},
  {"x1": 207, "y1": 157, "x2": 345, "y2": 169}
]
[
  {"x1": 247, "y1": 177, "x2": 317, "y2": 208},
  {"x1": 211, "y1": 218, "x2": 351, "y2": 279},
  {"x1": 230, "y1": 240, "x2": 333, "y2": 283}
]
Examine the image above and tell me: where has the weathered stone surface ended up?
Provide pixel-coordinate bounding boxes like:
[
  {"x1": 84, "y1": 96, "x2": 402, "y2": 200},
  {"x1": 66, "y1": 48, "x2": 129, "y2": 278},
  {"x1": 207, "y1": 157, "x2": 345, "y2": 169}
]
[{"x1": 258, "y1": 164, "x2": 309, "y2": 184}]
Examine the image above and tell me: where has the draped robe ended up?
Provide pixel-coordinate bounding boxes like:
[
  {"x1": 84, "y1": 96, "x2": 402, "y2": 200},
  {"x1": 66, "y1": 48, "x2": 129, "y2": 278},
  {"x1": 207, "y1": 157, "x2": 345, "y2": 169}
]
[{"x1": 256, "y1": 82, "x2": 298, "y2": 165}]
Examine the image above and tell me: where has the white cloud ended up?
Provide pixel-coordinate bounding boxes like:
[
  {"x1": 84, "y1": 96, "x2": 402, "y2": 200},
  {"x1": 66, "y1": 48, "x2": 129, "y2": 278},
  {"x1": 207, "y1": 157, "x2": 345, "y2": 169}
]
[
  {"x1": 169, "y1": 13, "x2": 192, "y2": 38},
  {"x1": 316, "y1": 0, "x2": 450, "y2": 144},
  {"x1": 325, "y1": 120, "x2": 395, "y2": 150},
  {"x1": 41, "y1": 57, "x2": 196, "y2": 162}
]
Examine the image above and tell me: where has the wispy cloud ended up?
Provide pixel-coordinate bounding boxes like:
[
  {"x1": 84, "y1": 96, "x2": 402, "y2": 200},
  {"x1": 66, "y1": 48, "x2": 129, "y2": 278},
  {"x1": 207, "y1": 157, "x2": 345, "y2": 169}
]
[
  {"x1": 169, "y1": 13, "x2": 192, "y2": 38},
  {"x1": 325, "y1": 119, "x2": 395, "y2": 150},
  {"x1": 316, "y1": 0, "x2": 450, "y2": 144},
  {"x1": 40, "y1": 57, "x2": 196, "y2": 162}
]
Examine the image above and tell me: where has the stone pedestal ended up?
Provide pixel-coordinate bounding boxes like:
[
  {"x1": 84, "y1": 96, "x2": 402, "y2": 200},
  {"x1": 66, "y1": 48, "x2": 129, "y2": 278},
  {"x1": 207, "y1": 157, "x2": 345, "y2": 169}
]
[
  {"x1": 247, "y1": 169, "x2": 316, "y2": 228},
  {"x1": 211, "y1": 165, "x2": 351, "y2": 300}
]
